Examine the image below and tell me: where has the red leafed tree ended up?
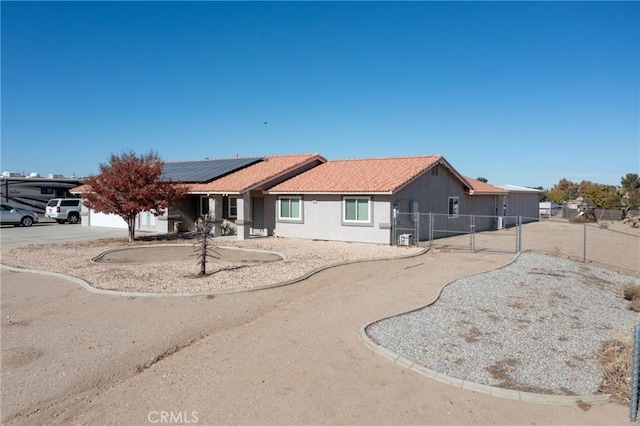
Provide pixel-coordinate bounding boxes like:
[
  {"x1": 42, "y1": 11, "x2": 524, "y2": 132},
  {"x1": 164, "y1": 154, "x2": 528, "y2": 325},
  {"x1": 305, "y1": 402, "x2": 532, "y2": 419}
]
[{"x1": 83, "y1": 151, "x2": 188, "y2": 242}]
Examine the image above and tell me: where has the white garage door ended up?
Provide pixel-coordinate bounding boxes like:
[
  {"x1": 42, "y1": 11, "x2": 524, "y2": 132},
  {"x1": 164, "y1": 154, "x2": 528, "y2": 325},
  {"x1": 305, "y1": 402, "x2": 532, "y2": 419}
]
[{"x1": 89, "y1": 210, "x2": 128, "y2": 229}]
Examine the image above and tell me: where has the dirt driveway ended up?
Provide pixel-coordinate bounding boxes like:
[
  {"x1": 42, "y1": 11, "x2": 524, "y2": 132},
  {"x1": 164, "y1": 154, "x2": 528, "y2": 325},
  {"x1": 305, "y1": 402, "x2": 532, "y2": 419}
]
[{"x1": 1, "y1": 246, "x2": 631, "y2": 425}]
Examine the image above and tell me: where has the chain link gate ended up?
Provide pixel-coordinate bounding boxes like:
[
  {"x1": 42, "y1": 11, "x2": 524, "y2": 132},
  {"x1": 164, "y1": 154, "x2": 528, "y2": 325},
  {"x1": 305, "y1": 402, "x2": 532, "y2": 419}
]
[{"x1": 392, "y1": 211, "x2": 522, "y2": 253}]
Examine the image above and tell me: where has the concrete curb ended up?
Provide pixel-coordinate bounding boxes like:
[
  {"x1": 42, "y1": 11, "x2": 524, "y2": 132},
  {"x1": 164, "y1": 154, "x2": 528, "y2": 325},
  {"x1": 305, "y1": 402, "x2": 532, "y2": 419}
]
[
  {"x1": 357, "y1": 251, "x2": 613, "y2": 407},
  {"x1": 358, "y1": 325, "x2": 611, "y2": 406},
  {"x1": 0, "y1": 246, "x2": 429, "y2": 298}
]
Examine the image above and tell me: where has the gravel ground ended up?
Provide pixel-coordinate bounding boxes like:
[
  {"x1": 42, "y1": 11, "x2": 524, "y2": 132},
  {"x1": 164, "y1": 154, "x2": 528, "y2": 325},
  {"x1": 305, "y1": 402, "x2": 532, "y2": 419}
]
[
  {"x1": 0, "y1": 237, "x2": 423, "y2": 293},
  {"x1": 367, "y1": 252, "x2": 640, "y2": 396}
]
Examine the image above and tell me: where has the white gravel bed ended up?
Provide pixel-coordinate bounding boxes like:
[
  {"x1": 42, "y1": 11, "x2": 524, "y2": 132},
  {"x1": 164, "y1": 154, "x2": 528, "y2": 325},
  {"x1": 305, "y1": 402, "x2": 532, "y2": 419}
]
[
  {"x1": 0, "y1": 237, "x2": 423, "y2": 293},
  {"x1": 366, "y1": 252, "x2": 640, "y2": 396}
]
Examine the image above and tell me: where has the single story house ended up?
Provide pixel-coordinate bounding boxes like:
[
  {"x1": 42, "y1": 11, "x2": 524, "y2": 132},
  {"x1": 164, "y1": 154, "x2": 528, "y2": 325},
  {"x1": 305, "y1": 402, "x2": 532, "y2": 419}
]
[
  {"x1": 266, "y1": 155, "x2": 513, "y2": 244},
  {"x1": 74, "y1": 154, "x2": 326, "y2": 237},
  {"x1": 185, "y1": 153, "x2": 325, "y2": 238},
  {"x1": 73, "y1": 153, "x2": 541, "y2": 245}
]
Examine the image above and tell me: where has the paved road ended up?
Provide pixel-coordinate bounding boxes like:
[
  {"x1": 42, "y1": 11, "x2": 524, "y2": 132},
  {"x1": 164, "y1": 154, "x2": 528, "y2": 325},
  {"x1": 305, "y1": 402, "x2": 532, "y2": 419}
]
[{"x1": 1, "y1": 219, "x2": 132, "y2": 246}]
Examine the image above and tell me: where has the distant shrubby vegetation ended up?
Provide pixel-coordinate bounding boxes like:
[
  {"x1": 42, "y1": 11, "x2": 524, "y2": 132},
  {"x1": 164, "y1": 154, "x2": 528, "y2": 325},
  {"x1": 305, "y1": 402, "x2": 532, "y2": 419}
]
[{"x1": 539, "y1": 173, "x2": 640, "y2": 211}]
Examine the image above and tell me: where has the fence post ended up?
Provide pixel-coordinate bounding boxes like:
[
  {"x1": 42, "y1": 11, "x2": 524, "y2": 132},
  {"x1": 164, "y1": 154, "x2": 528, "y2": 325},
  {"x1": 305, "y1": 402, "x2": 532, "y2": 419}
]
[
  {"x1": 392, "y1": 208, "x2": 397, "y2": 246},
  {"x1": 583, "y1": 223, "x2": 587, "y2": 263},
  {"x1": 470, "y1": 214, "x2": 475, "y2": 252},
  {"x1": 429, "y1": 212, "x2": 434, "y2": 249},
  {"x1": 415, "y1": 211, "x2": 420, "y2": 247},
  {"x1": 631, "y1": 324, "x2": 640, "y2": 423},
  {"x1": 517, "y1": 216, "x2": 522, "y2": 252}
]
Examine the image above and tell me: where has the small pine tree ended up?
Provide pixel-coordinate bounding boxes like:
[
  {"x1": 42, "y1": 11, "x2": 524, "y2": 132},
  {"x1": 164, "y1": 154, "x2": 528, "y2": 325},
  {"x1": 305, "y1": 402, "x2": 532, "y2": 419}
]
[{"x1": 194, "y1": 214, "x2": 220, "y2": 276}]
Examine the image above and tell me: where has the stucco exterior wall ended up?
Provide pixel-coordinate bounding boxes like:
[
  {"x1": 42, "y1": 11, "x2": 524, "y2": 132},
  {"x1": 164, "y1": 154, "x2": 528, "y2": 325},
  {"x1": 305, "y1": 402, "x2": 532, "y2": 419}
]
[
  {"x1": 505, "y1": 192, "x2": 540, "y2": 221},
  {"x1": 272, "y1": 165, "x2": 505, "y2": 244},
  {"x1": 262, "y1": 194, "x2": 277, "y2": 236},
  {"x1": 392, "y1": 164, "x2": 464, "y2": 215},
  {"x1": 273, "y1": 194, "x2": 392, "y2": 244},
  {"x1": 168, "y1": 196, "x2": 199, "y2": 232}
]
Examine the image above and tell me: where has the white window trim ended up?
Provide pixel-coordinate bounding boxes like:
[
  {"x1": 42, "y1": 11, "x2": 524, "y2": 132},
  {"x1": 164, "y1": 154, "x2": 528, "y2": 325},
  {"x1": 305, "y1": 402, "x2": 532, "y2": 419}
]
[
  {"x1": 228, "y1": 196, "x2": 238, "y2": 218},
  {"x1": 448, "y1": 196, "x2": 459, "y2": 218},
  {"x1": 278, "y1": 196, "x2": 302, "y2": 221},
  {"x1": 343, "y1": 196, "x2": 371, "y2": 223}
]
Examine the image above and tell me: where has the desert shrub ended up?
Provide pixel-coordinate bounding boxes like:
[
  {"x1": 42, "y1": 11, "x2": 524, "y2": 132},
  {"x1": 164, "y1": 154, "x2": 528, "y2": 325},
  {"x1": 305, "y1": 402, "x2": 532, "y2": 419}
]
[
  {"x1": 570, "y1": 215, "x2": 588, "y2": 223},
  {"x1": 599, "y1": 339, "x2": 632, "y2": 405},
  {"x1": 623, "y1": 214, "x2": 640, "y2": 228},
  {"x1": 623, "y1": 283, "x2": 640, "y2": 301},
  {"x1": 628, "y1": 298, "x2": 640, "y2": 313}
]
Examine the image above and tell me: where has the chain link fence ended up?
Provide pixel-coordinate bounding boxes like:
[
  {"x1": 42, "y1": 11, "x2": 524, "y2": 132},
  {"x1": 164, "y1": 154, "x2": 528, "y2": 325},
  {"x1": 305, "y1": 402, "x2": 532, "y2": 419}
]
[
  {"x1": 393, "y1": 212, "x2": 640, "y2": 275},
  {"x1": 393, "y1": 211, "x2": 640, "y2": 416}
]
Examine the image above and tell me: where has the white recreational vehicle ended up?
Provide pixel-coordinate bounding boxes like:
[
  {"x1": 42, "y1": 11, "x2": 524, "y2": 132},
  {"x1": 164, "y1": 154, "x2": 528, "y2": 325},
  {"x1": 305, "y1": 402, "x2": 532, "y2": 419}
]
[{"x1": 1, "y1": 172, "x2": 84, "y2": 214}]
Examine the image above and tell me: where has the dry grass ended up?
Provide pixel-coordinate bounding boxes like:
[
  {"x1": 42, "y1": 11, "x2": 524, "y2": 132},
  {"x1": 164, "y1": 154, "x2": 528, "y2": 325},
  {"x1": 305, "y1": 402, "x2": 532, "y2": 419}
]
[
  {"x1": 623, "y1": 283, "x2": 640, "y2": 312},
  {"x1": 623, "y1": 283, "x2": 640, "y2": 301},
  {"x1": 575, "y1": 399, "x2": 591, "y2": 411},
  {"x1": 628, "y1": 298, "x2": 640, "y2": 313},
  {"x1": 598, "y1": 339, "x2": 633, "y2": 405}
]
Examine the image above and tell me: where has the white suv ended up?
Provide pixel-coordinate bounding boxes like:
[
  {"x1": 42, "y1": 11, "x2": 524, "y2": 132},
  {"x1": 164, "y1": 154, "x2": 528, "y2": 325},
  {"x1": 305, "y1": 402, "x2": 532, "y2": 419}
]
[{"x1": 45, "y1": 198, "x2": 82, "y2": 224}]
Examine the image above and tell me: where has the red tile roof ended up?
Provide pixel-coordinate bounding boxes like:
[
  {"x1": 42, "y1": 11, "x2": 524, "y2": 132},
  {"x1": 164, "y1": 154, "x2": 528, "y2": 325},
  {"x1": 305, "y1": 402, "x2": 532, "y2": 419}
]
[
  {"x1": 70, "y1": 184, "x2": 90, "y2": 194},
  {"x1": 464, "y1": 177, "x2": 508, "y2": 195},
  {"x1": 189, "y1": 154, "x2": 326, "y2": 193},
  {"x1": 268, "y1": 155, "x2": 445, "y2": 194}
]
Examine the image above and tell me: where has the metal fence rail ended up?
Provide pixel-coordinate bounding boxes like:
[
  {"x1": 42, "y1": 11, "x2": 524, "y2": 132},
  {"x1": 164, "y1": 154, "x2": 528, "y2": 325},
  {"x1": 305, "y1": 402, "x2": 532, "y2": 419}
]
[
  {"x1": 393, "y1": 212, "x2": 523, "y2": 253},
  {"x1": 392, "y1": 212, "x2": 640, "y2": 274}
]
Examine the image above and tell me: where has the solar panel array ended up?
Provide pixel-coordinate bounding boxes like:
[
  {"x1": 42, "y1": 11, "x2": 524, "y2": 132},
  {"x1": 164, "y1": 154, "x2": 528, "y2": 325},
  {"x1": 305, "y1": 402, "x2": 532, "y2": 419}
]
[{"x1": 161, "y1": 158, "x2": 263, "y2": 183}]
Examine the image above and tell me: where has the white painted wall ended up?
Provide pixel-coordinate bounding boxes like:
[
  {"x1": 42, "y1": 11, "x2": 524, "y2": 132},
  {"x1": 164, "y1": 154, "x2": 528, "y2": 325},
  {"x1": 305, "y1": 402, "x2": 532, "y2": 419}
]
[
  {"x1": 274, "y1": 194, "x2": 392, "y2": 244},
  {"x1": 88, "y1": 211, "x2": 128, "y2": 229}
]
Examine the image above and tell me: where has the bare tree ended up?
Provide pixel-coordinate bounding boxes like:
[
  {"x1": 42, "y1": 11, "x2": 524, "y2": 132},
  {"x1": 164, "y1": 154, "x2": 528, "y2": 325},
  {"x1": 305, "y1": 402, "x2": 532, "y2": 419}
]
[{"x1": 194, "y1": 214, "x2": 220, "y2": 276}]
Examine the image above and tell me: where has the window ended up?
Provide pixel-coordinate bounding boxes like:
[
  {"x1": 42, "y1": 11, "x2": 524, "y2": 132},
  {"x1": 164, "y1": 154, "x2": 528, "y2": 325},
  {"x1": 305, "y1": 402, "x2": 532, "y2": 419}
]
[
  {"x1": 200, "y1": 196, "x2": 210, "y2": 217},
  {"x1": 343, "y1": 197, "x2": 370, "y2": 223},
  {"x1": 448, "y1": 197, "x2": 459, "y2": 217},
  {"x1": 40, "y1": 187, "x2": 54, "y2": 195},
  {"x1": 228, "y1": 197, "x2": 237, "y2": 218},
  {"x1": 279, "y1": 196, "x2": 301, "y2": 220}
]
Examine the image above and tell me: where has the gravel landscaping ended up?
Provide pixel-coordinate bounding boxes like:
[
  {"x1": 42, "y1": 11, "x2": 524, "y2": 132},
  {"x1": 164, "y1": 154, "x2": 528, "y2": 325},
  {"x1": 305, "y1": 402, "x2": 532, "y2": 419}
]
[
  {"x1": 366, "y1": 252, "x2": 640, "y2": 396},
  {"x1": 0, "y1": 236, "x2": 423, "y2": 293}
]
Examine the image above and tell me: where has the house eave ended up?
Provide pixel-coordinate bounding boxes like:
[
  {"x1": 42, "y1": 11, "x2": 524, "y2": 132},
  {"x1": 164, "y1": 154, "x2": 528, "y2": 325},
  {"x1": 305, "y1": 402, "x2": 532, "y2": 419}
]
[
  {"x1": 468, "y1": 190, "x2": 508, "y2": 196},
  {"x1": 267, "y1": 190, "x2": 394, "y2": 196}
]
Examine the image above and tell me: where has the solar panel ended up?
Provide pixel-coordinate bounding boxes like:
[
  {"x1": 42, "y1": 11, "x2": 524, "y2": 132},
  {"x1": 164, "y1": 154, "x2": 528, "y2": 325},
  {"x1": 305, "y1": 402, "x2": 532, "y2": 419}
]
[{"x1": 161, "y1": 158, "x2": 263, "y2": 183}]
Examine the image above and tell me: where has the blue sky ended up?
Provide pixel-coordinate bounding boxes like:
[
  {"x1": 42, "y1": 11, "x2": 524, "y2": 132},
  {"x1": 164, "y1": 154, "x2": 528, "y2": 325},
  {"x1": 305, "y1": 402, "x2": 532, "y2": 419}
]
[{"x1": 2, "y1": 1, "x2": 638, "y2": 189}]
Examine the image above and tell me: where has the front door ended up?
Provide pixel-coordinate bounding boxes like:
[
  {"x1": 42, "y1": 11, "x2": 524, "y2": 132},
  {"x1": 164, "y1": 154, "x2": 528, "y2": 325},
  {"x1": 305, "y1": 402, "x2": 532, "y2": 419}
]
[{"x1": 251, "y1": 197, "x2": 265, "y2": 236}]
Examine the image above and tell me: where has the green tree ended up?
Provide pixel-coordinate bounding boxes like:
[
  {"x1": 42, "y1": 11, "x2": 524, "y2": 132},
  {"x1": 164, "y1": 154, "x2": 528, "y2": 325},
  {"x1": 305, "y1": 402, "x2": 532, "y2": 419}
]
[
  {"x1": 581, "y1": 183, "x2": 619, "y2": 209},
  {"x1": 546, "y1": 178, "x2": 579, "y2": 204},
  {"x1": 621, "y1": 173, "x2": 640, "y2": 191},
  {"x1": 620, "y1": 173, "x2": 640, "y2": 210},
  {"x1": 83, "y1": 151, "x2": 188, "y2": 242},
  {"x1": 476, "y1": 177, "x2": 488, "y2": 183}
]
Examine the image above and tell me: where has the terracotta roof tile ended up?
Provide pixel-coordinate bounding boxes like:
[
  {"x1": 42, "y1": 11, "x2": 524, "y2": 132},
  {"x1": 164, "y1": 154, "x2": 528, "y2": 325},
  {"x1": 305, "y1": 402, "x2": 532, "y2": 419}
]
[
  {"x1": 189, "y1": 154, "x2": 325, "y2": 193},
  {"x1": 268, "y1": 155, "x2": 443, "y2": 194},
  {"x1": 70, "y1": 184, "x2": 91, "y2": 194},
  {"x1": 464, "y1": 177, "x2": 509, "y2": 195}
]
